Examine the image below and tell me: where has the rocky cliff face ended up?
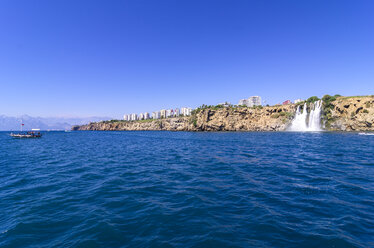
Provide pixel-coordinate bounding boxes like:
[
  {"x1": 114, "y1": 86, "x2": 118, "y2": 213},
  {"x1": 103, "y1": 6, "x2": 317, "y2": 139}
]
[
  {"x1": 327, "y1": 96, "x2": 374, "y2": 131},
  {"x1": 190, "y1": 105, "x2": 295, "y2": 131},
  {"x1": 72, "y1": 96, "x2": 374, "y2": 132}
]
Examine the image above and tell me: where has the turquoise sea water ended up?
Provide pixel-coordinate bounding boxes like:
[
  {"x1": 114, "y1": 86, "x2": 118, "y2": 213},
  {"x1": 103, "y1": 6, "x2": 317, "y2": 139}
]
[{"x1": 0, "y1": 131, "x2": 373, "y2": 247}]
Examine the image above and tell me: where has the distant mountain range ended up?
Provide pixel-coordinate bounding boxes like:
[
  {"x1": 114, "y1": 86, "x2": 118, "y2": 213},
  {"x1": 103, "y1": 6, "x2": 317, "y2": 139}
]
[{"x1": 0, "y1": 115, "x2": 112, "y2": 131}]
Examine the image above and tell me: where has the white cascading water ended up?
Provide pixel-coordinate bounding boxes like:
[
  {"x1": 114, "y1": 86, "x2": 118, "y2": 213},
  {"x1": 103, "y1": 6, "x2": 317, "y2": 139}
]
[{"x1": 289, "y1": 100, "x2": 323, "y2": 131}]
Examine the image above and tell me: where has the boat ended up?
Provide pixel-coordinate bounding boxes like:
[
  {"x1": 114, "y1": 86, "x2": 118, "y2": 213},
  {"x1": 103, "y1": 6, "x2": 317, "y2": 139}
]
[
  {"x1": 10, "y1": 132, "x2": 42, "y2": 138},
  {"x1": 10, "y1": 123, "x2": 42, "y2": 138}
]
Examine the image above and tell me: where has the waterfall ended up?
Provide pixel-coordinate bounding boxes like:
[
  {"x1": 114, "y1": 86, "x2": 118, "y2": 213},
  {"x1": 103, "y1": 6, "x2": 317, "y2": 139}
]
[{"x1": 289, "y1": 100, "x2": 323, "y2": 131}]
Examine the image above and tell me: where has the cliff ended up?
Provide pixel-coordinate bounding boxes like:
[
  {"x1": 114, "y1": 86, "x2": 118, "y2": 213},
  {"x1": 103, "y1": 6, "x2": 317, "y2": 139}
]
[
  {"x1": 326, "y1": 96, "x2": 374, "y2": 131},
  {"x1": 72, "y1": 96, "x2": 374, "y2": 132}
]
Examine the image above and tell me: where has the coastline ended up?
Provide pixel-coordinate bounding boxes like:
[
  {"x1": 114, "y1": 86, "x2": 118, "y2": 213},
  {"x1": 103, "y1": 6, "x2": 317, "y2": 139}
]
[{"x1": 72, "y1": 96, "x2": 374, "y2": 132}]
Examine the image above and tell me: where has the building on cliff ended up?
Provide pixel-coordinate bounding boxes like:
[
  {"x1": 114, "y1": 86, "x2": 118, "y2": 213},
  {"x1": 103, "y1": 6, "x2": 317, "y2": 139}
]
[
  {"x1": 123, "y1": 114, "x2": 130, "y2": 121},
  {"x1": 160, "y1": 109, "x2": 167, "y2": 118},
  {"x1": 152, "y1": 111, "x2": 160, "y2": 119},
  {"x1": 283, "y1": 100, "x2": 291, "y2": 105},
  {"x1": 238, "y1": 96, "x2": 262, "y2": 107},
  {"x1": 130, "y1": 113, "x2": 138, "y2": 121},
  {"x1": 181, "y1": 107, "x2": 192, "y2": 116},
  {"x1": 238, "y1": 99, "x2": 249, "y2": 106}
]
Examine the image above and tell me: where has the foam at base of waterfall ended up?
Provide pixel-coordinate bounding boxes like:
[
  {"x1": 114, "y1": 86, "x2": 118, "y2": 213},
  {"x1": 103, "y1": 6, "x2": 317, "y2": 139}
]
[{"x1": 289, "y1": 101, "x2": 322, "y2": 132}]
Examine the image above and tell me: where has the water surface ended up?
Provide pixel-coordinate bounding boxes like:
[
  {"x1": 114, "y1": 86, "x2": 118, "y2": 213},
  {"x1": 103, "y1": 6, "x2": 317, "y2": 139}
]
[{"x1": 0, "y1": 131, "x2": 373, "y2": 247}]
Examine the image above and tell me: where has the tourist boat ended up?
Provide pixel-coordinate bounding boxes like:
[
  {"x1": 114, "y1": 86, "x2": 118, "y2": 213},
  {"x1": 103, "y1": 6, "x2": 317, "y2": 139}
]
[
  {"x1": 10, "y1": 123, "x2": 42, "y2": 138},
  {"x1": 10, "y1": 132, "x2": 42, "y2": 138}
]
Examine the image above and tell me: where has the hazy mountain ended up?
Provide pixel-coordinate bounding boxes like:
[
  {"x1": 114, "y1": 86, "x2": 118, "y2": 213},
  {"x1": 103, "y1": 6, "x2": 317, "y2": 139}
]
[{"x1": 0, "y1": 115, "x2": 112, "y2": 131}]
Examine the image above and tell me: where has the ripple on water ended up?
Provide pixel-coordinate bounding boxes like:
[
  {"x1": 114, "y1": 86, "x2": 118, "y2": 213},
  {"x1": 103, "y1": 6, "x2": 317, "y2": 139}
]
[{"x1": 0, "y1": 131, "x2": 373, "y2": 247}]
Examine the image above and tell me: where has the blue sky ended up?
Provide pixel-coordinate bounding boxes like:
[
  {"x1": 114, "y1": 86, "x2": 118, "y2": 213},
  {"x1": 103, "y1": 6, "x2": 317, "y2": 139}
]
[{"x1": 0, "y1": 0, "x2": 373, "y2": 118}]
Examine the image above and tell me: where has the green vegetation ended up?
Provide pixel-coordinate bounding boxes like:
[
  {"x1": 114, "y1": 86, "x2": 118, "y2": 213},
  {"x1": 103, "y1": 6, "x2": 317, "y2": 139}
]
[
  {"x1": 321, "y1": 94, "x2": 339, "y2": 126},
  {"x1": 192, "y1": 104, "x2": 226, "y2": 114},
  {"x1": 189, "y1": 116, "x2": 198, "y2": 127},
  {"x1": 322, "y1": 94, "x2": 336, "y2": 111},
  {"x1": 340, "y1": 95, "x2": 374, "y2": 99},
  {"x1": 102, "y1": 119, "x2": 122, "y2": 124},
  {"x1": 193, "y1": 103, "x2": 267, "y2": 114},
  {"x1": 306, "y1": 96, "x2": 320, "y2": 104},
  {"x1": 296, "y1": 101, "x2": 306, "y2": 106},
  {"x1": 363, "y1": 109, "x2": 369, "y2": 114},
  {"x1": 271, "y1": 111, "x2": 293, "y2": 119}
]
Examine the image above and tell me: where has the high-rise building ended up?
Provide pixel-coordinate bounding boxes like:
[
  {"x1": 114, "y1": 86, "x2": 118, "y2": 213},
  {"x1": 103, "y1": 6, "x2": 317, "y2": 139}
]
[
  {"x1": 238, "y1": 96, "x2": 262, "y2": 107},
  {"x1": 130, "y1": 113, "x2": 137, "y2": 121},
  {"x1": 144, "y1": 112, "x2": 150, "y2": 120},
  {"x1": 248, "y1": 96, "x2": 262, "y2": 107},
  {"x1": 160, "y1": 109, "x2": 167, "y2": 118},
  {"x1": 181, "y1": 107, "x2": 192, "y2": 116},
  {"x1": 238, "y1": 99, "x2": 248, "y2": 106},
  {"x1": 152, "y1": 111, "x2": 160, "y2": 119}
]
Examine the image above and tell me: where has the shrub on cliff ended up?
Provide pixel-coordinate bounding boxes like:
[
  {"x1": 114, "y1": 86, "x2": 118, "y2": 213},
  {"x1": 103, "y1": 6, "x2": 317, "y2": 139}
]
[
  {"x1": 306, "y1": 96, "x2": 320, "y2": 103},
  {"x1": 271, "y1": 111, "x2": 293, "y2": 119},
  {"x1": 296, "y1": 101, "x2": 306, "y2": 106},
  {"x1": 321, "y1": 95, "x2": 338, "y2": 125},
  {"x1": 322, "y1": 95, "x2": 336, "y2": 110}
]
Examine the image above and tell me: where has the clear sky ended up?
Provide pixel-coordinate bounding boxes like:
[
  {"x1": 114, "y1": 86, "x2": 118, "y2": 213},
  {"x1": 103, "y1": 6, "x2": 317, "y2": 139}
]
[{"x1": 0, "y1": 0, "x2": 373, "y2": 118}]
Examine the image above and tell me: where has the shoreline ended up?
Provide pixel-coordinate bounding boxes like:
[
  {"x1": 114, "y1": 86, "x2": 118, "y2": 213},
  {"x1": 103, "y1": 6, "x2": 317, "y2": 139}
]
[{"x1": 73, "y1": 96, "x2": 374, "y2": 132}]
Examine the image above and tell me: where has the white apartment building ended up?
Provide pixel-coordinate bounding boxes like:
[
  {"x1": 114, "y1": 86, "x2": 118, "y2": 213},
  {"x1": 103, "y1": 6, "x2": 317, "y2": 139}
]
[
  {"x1": 160, "y1": 109, "x2": 167, "y2": 118},
  {"x1": 130, "y1": 113, "x2": 137, "y2": 121},
  {"x1": 139, "y1": 113, "x2": 144, "y2": 120},
  {"x1": 238, "y1": 99, "x2": 248, "y2": 106},
  {"x1": 248, "y1": 96, "x2": 262, "y2": 106},
  {"x1": 174, "y1": 108, "x2": 180, "y2": 116},
  {"x1": 181, "y1": 107, "x2": 192, "y2": 116},
  {"x1": 166, "y1": 109, "x2": 172, "y2": 118},
  {"x1": 294, "y1": 99, "x2": 303, "y2": 104},
  {"x1": 238, "y1": 96, "x2": 262, "y2": 107},
  {"x1": 144, "y1": 112, "x2": 150, "y2": 120},
  {"x1": 152, "y1": 111, "x2": 160, "y2": 119}
]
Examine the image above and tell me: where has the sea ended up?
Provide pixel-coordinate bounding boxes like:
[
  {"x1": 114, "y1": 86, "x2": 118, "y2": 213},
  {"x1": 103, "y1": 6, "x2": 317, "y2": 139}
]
[{"x1": 0, "y1": 131, "x2": 373, "y2": 247}]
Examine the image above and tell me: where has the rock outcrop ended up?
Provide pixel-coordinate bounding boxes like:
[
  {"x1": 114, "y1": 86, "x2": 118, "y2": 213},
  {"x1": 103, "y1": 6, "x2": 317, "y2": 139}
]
[
  {"x1": 72, "y1": 96, "x2": 374, "y2": 132},
  {"x1": 190, "y1": 105, "x2": 295, "y2": 131},
  {"x1": 326, "y1": 96, "x2": 374, "y2": 131}
]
